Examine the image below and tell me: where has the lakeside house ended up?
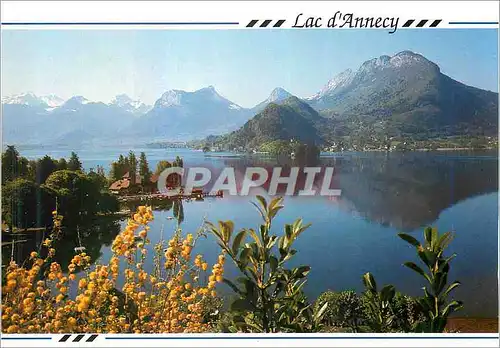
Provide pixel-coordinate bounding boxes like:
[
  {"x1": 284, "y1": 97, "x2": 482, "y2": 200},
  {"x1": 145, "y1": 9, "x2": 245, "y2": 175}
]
[{"x1": 109, "y1": 171, "x2": 181, "y2": 195}]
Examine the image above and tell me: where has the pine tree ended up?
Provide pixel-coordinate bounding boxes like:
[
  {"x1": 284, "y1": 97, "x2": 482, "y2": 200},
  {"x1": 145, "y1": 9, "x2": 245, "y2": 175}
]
[
  {"x1": 1, "y1": 145, "x2": 29, "y2": 184},
  {"x1": 139, "y1": 152, "x2": 151, "y2": 184},
  {"x1": 57, "y1": 158, "x2": 68, "y2": 170},
  {"x1": 68, "y1": 152, "x2": 82, "y2": 171},
  {"x1": 97, "y1": 165, "x2": 105, "y2": 177},
  {"x1": 128, "y1": 151, "x2": 137, "y2": 185},
  {"x1": 109, "y1": 162, "x2": 121, "y2": 182}
]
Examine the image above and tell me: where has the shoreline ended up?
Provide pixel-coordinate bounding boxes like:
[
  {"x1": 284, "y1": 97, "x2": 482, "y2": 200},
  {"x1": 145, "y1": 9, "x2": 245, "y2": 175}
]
[{"x1": 199, "y1": 147, "x2": 497, "y2": 158}]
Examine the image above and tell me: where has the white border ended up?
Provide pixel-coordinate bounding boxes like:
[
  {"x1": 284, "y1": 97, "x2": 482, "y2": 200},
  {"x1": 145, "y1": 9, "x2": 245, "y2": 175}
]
[
  {"x1": 0, "y1": 1, "x2": 499, "y2": 30},
  {"x1": 1, "y1": 333, "x2": 500, "y2": 347}
]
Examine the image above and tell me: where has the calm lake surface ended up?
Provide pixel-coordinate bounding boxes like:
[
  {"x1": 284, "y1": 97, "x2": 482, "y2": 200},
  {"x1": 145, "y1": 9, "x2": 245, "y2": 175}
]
[{"x1": 19, "y1": 146, "x2": 499, "y2": 317}]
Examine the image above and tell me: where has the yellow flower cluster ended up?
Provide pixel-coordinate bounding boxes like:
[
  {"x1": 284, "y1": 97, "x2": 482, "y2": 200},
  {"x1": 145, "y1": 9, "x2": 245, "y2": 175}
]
[{"x1": 1, "y1": 206, "x2": 225, "y2": 334}]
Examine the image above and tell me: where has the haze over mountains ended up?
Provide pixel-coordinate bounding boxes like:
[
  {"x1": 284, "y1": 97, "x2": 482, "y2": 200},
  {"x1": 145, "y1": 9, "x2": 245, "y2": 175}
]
[{"x1": 2, "y1": 50, "x2": 498, "y2": 146}]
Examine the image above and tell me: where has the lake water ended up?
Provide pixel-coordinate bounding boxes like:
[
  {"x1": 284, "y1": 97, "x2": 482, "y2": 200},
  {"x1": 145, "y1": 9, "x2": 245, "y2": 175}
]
[{"x1": 18, "y1": 146, "x2": 499, "y2": 317}]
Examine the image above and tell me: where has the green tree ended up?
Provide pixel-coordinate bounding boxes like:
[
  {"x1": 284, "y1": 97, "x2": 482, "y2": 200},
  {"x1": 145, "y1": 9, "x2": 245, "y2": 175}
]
[
  {"x1": 109, "y1": 161, "x2": 123, "y2": 182},
  {"x1": 139, "y1": 152, "x2": 151, "y2": 184},
  {"x1": 173, "y1": 156, "x2": 183, "y2": 168},
  {"x1": 57, "y1": 158, "x2": 68, "y2": 171},
  {"x1": 128, "y1": 151, "x2": 137, "y2": 185},
  {"x1": 2, "y1": 145, "x2": 29, "y2": 184},
  {"x1": 155, "y1": 160, "x2": 172, "y2": 176},
  {"x1": 43, "y1": 170, "x2": 118, "y2": 219},
  {"x1": 26, "y1": 159, "x2": 38, "y2": 182},
  {"x1": 67, "y1": 152, "x2": 82, "y2": 171},
  {"x1": 2, "y1": 178, "x2": 54, "y2": 229},
  {"x1": 35, "y1": 155, "x2": 58, "y2": 184},
  {"x1": 96, "y1": 165, "x2": 106, "y2": 177}
]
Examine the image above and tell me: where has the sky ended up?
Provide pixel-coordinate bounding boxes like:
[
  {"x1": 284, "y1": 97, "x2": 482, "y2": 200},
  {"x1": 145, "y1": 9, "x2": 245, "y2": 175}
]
[{"x1": 1, "y1": 29, "x2": 498, "y2": 108}]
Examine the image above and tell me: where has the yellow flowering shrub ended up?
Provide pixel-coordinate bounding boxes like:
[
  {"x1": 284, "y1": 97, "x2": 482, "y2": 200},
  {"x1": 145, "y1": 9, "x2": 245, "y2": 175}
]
[{"x1": 1, "y1": 206, "x2": 225, "y2": 333}]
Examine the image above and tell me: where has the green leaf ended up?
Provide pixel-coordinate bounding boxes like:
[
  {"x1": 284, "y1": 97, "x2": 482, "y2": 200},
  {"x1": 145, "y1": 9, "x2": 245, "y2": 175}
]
[
  {"x1": 314, "y1": 302, "x2": 329, "y2": 323},
  {"x1": 418, "y1": 249, "x2": 435, "y2": 269},
  {"x1": 442, "y1": 300, "x2": 463, "y2": 317},
  {"x1": 232, "y1": 229, "x2": 247, "y2": 255},
  {"x1": 438, "y1": 254, "x2": 456, "y2": 273},
  {"x1": 239, "y1": 247, "x2": 251, "y2": 267},
  {"x1": 247, "y1": 228, "x2": 262, "y2": 248},
  {"x1": 206, "y1": 221, "x2": 224, "y2": 243},
  {"x1": 268, "y1": 204, "x2": 284, "y2": 221},
  {"x1": 380, "y1": 284, "x2": 396, "y2": 302},
  {"x1": 437, "y1": 231, "x2": 453, "y2": 249},
  {"x1": 403, "y1": 262, "x2": 432, "y2": 283},
  {"x1": 424, "y1": 227, "x2": 433, "y2": 245},
  {"x1": 435, "y1": 270, "x2": 448, "y2": 294},
  {"x1": 398, "y1": 233, "x2": 421, "y2": 248},
  {"x1": 222, "y1": 220, "x2": 235, "y2": 243},
  {"x1": 431, "y1": 227, "x2": 439, "y2": 249},
  {"x1": 283, "y1": 249, "x2": 297, "y2": 262},
  {"x1": 268, "y1": 196, "x2": 284, "y2": 220},
  {"x1": 269, "y1": 255, "x2": 278, "y2": 273},
  {"x1": 255, "y1": 195, "x2": 268, "y2": 212},
  {"x1": 362, "y1": 272, "x2": 377, "y2": 292},
  {"x1": 293, "y1": 265, "x2": 311, "y2": 279},
  {"x1": 284, "y1": 224, "x2": 293, "y2": 242},
  {"x1": 294, "y1": 219, "x2": 312, "y2": 238},
  {"x1": 259, "y1": 225, "x2": 267, "y2": 245},
  {"x1": 266, "y1": 235, "x2": 278, "y2": 250},
  {"x1": 444, "y1": 281, "x2": 461, "y2": 297}
]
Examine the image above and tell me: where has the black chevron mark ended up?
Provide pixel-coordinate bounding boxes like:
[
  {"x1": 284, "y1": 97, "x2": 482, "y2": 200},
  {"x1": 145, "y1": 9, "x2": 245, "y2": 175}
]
[
  {"x1": 260, "y1": 20, "x2": 272, "y2": 28},
  {"x1": 429, "y1": 19, "x2": 442, "y2": 27},
  {"x1": 402, "y1": 19, "x2": 415, "y2": 27},
  {"x1": 416, "y1": 19, "x2": 428, "y2": 27},
  {"x1": 59, "y1": 334, "x2": 71, "y2": 342},
  {"x1": 86, "y1": 334, "x2": 98, "y2": 342},
  {"x1": 73, "y1": 334, "x2": 85, "y2": 342},
  {"x1": 246, "y1": 19, "x2": 258, "y2": 27},
  {"x1": 273, "y1": 19, "x2": 286, "y2": 27}
]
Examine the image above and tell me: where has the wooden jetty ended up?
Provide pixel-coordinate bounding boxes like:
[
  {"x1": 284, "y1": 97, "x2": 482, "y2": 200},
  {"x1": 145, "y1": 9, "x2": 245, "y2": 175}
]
[{"x1": 117, "y1": 190, "x2": 223, "y2": 202}]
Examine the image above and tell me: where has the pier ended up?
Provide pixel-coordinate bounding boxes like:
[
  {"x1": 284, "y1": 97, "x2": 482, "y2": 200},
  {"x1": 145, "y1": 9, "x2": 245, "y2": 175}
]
[{"x1": 117, "y1": 190, "x2": 224, "y2": 202}]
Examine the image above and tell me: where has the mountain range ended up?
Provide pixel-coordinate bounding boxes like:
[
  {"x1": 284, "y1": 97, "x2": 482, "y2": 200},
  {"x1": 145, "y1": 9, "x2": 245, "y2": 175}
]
[{"x1": 2, "y1": 50, "x2": 498, "y2": 146}]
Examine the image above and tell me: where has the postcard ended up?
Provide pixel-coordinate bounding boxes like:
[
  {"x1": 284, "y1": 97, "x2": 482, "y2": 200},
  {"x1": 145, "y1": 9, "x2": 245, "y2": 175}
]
[{"x1": 1, "y1": 1, "x2": 499, "y2": 347}]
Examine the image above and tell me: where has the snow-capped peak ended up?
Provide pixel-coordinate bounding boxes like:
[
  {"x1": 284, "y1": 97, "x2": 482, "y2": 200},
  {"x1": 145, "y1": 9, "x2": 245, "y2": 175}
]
[
  {"x1": 155, "y1": 86, "x2": 242, "y2": 110},
  {"x1": 66, "y1": 96, "x2": 90, "y2": 105},
  {"x1": 111, "y1": 94, "x2": 134, "y2": 106},
  {"x1": 156, "y1": 90, "x2": 185, "y2": 107},
  {"x1": 307, "y1": 69, "x2": 354, "y2": 100},
  {"x1": 39, "y1": 94, "x2": 65, "y2": 108},
  {"x1": 389, "y1": 50, "x2": 436, "y2": 70},
  {"x1": 110, "y1": 94, "x2": 150, "y2": 113},
  {"x1": 2, "y1": 92, "x2": 65, "y2": 109},
  {"x1": 267, "y1": 87, "x2": 293, "y2": 103}
]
